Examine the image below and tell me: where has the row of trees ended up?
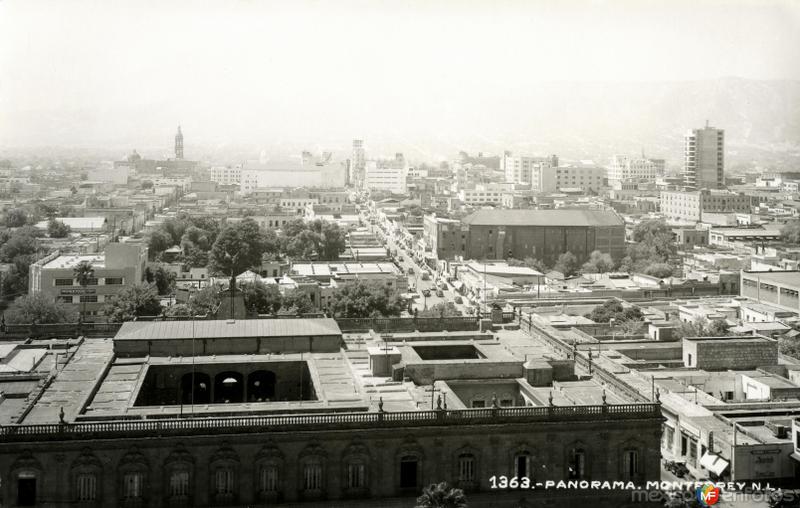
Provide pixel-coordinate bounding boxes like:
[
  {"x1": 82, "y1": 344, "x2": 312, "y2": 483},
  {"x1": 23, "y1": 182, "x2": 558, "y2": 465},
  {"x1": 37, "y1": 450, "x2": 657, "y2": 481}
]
[
  {"x1": 0, "y1": 226, "x2": 43, "y2": 298},
  {"x1": 147, "y1": 215, "x2": 348, "y2": 272},
  {"x1": 505, "y1": 219, "x2": 679, "y2": 279}
]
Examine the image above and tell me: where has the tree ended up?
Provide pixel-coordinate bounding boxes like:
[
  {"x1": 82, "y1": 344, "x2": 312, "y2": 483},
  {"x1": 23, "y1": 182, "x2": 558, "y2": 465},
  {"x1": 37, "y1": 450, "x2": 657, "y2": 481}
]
[
  {"x1": 419, "y1": 302, "x2": 461, "y2": 318},
  {"x1": 5, "y1": 293, "x2": 78, "y2": 324},
  {"x1": 47, "y1": 219, "x2": 71, "y2": 238},
  {"x1": 779, "y1": 336, "x2": 800, "y2": 359},
  {"x1": 3, "y1": 208, "x2": 27, "y2": 227},
  {"x1": 644, "y1": 262, "x2": 674, "y2": 279},
  {"x1": 242, "y1": 280, "x2": 283, "y2": 314},
  {"x1": 414, "y1": 482, "x2": 468, "y2": 508},
  {"x1": 585, "y1": 299, "x2": 643, "y2": 323},
  {"x1": 0, "y1": 227, "x2": 40, "y2": 262},
  {"x1": 781, "y1": 220, "x2": 800, "y2": 244},
  {"x1": 209, "y1": 219, "x2": 275, "y2": 280},
  {"x1": 147, "y1": 229, "x2": 173, "y2": 260},
  {"x1": 553, "y1": 252, "x2": 579, "y2": 277},
  {"x1": 165, "y1": 303, "x2": 192, "y2": 317},
  {"x1": 331, "y1": 281, "x2": 405, "y2": 318},
  {"x1": 279, "y1": 290, "x2": 315, "y2": 315},
  {"x1": 581, "y1": 250, "x2": 614, "y2": 274},
  {"x1": 73, "y1": 260, "x2": 95, "y2": 323},
  {"x1": 103, "y1": 283, "x2": 162, "y2": 322},
  {"x1": 706, "y1": 319, "x2": 731, "y2": 336},
  {"x1": 150, "y1": 265, "x2": 176, "y2": 295},
  {"x1": 188, "y1": 286, "x2": 220, "y2": 316},
  {"x1": 140, "y1": 180, "x2": 154, "y2": 189}
]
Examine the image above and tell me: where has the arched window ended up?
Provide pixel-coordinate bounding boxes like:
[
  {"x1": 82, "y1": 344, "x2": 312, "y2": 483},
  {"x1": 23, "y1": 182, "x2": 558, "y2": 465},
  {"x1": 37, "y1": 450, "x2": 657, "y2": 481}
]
[
  {"x1": 164, "y1": 446, "x2": 194, "y2": 507},
  {"x1": 342, "y1": 442, "x2": 370, "y2": 498},
  {"x1": 214, "y1": 371, "x2": 244, "y2": 403},
  {"x1": 209, "y1": 444, "x2": 239, "y2": 506},
  {"x1": 118, "y1": 449, "x2": 148, "y2": 507},
  {"x1": 303, "y1": 460, "x2": 323, "y2": 491},
  {"x1": 255, "y1": 444, "x2": 284, "y2": 503},
  {"x1": 71, "y1": 449, "x2": 102, "y2": 505},
  {"x1": 181, "y1": 372, "x2": 210, "y2": 404},
  {"x1": 248, "y1": 371, "x2": 276, "y2": 401},
  {"x1": 298, "y1": 444, "x2": 327, "y2": 500}
]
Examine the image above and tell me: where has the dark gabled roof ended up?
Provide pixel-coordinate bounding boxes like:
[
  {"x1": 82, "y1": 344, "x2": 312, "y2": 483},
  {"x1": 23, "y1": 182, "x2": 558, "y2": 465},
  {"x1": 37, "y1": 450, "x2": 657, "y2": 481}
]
[
  {"x1": 114, "y1": 318, "x2": 342, "y2": 341},
  {"x1": 461, "y1": 209, "x2": 623, "y2": 227}
]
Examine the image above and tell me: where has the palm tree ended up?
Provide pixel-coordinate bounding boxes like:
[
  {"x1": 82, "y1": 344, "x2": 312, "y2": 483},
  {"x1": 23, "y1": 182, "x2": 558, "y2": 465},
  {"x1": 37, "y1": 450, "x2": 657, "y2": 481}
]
[
  {"x1": 414, "y1": 482, "x2": 468, "y2": 508},
  {"x1": 73, "y1": 261, "x2": 95, "y2": 323}
]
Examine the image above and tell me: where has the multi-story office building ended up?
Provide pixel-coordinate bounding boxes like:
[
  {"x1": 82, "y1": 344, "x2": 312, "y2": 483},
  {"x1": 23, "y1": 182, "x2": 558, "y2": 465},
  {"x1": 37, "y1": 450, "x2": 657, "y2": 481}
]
[
  {"x1": 28, "y1": 243, "x2": 147, "y2": 320},
  {"x1": 608, "y1": 155, "x2": 660, "y2": 186},
  {"x1": 660, "y1": 189, "x2": 751, "y2": 222},
  {"x1": 363, "y1": 154, "x2": 408, "y2": 194},
  {"x1": 457, "y1": 184, "x2": 505, "y2": 206},
  {"x1": 209, "y1": 165, "x2": 242, "y2": 186},
  {"x1": 536, "y1": 164, "x2": 605, "y2": 193},
  {"x1": 502, "y1": 153, "x2": 558, "y2": 185},
  {"x1": 352, "y1": 139, "x2": 366, "y2": 186},
  {"x1": 684, "y1": 122, "x2": 725, "y2": 189},
  {"x1": 241, "y1": 160, "x2": 346, "y2": 193}
]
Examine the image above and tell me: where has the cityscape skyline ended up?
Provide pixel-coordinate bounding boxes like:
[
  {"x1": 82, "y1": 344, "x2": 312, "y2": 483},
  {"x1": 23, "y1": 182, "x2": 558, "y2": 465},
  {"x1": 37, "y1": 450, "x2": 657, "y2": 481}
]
[{"x1": 1, "y1": 0, "x2": 799, "y2": 152}]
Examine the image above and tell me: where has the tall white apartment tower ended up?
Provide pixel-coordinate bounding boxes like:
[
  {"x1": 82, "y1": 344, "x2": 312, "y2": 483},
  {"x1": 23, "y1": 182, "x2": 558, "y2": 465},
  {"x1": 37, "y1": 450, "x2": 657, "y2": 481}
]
[
  {"x1": 352, "y1": 139, "x2": 366, "y2": 187},
  {"x1": 683, "y1": 122, "x2": 724, "y2": 189}
]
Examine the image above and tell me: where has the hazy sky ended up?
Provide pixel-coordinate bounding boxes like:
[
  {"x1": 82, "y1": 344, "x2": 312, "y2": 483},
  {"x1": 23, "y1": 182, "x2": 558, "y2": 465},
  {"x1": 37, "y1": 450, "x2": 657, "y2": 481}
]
[{"x1": 1, "y1": 0, "x2": 799, "y2": 153}]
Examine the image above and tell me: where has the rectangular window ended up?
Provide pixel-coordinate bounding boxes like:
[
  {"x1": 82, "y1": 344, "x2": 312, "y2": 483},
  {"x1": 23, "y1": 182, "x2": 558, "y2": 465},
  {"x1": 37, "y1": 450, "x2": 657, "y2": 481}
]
[
  {"x1": 84, "y1": 278, "x2": 99, "y2": 286},
  {"x1": 303, "y1": 463, "x2": 322, "y2": 491},
  {"x1": 215, "y1": 469, "x2": 234, "y2": 494},
  {"x1": 346, "y1": 463, "x2": 365, "y2": 489},
  {"x1": 169, "y1": 471, "x2": 189, "y2": 498},
  {"x1": 471, "y1": 400, "x2": 485, "y2": 408},
  {"x1": 625, "y1": 450, "x2": 639, "y2": 478},
  {"x1": 458, "y1": 455, "x2": 475, "y2": 482},
  {"x1": 77, "y1": 473, "x2": 97, "y2": 501},
  {"x1": 80, "y1": 295, "x2": 98, "y2": 303},
  {"x1": 55, "y1": 278, "x2": 74, "y2": 286},
  {"x1": 123, "y1": 472, "x2": 143, "y2": 499},
  {"x1": 259, "y1": 466, "x2": 278, "y2": 493},
  {"x1": 500, "y1": 399, "x2": 513, "y2": 407},
  {"x1": 105, "y1": 277, "x2": 124, "y2": 285}
]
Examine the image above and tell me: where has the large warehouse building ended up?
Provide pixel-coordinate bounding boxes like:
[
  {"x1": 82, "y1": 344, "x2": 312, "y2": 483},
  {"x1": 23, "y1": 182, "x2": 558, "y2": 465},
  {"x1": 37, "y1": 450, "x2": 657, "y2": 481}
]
[{"x1": 426, "y1": 209, "x2": 625, "y2": 265}]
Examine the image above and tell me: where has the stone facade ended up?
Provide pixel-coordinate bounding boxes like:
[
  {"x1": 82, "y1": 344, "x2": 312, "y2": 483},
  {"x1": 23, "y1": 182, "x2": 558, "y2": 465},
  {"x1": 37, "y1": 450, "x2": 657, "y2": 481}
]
[{"x1": 0, "y1": 405, "x2": 663, "y2": 507}]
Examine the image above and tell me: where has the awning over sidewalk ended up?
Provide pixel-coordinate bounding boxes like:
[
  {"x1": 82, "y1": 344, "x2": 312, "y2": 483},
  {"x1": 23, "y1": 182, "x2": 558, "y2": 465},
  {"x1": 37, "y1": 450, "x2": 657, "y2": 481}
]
[{"x1": 699, "y1": 452, "x2": 730, "y2": 476}]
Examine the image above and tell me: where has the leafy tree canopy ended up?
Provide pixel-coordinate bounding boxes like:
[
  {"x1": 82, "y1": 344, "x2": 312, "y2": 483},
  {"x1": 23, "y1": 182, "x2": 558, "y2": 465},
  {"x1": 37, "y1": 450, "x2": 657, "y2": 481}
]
[
  {"x1": 331, "y1": 281, "x2": 405, "y2": 318},
  {"x1": 5, "y1": 293, "x2": 78, "y2": 324},
  {"x1": 103, "y1": 283, "x2": 162, "y2": 322}
]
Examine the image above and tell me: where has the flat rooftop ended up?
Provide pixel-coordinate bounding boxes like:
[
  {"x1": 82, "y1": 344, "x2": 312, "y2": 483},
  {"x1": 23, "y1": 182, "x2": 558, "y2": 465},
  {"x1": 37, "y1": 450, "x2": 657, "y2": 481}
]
[
  {"x1": 682, "y1": 335, "x2": 775, "y2": 344},
  {"x1": 742, "y1": 270, "x2": 800, "y2": 288},
  {"x1": 43, "y1": 254, "x2": 106, "y2": 270}
]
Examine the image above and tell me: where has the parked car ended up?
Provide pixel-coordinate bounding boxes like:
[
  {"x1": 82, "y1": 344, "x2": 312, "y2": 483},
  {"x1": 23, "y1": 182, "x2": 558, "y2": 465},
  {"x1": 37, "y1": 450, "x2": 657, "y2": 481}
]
[
  {"x1": 407, "y1": 267, "x2": 415, "y2": 275},
  {"x1": 421, "y1": 272, "x2": 430, "y2": 281},
  {"x1": 664, "y1": 460, "x2": 689, "y2": 478},
  {"x1": 454, "y1": 295, "x2": 463, "y2": 304},
  {"x1": 436, "y1": 289, "x2": 444, "y2": 297}
]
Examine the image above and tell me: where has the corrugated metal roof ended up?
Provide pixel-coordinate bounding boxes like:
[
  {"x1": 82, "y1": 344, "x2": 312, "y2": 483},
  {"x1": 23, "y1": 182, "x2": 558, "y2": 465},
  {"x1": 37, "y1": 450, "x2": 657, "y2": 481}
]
[
  {"x1": 462, "y1": 209, "x2": 623, "y2": 227},
  {"x1": 115, "y1": 319, "x2": 342, "y2": 341}
]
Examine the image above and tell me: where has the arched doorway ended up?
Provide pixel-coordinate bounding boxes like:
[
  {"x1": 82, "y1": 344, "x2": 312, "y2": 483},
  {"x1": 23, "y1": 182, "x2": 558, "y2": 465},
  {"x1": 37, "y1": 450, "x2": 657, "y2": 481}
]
[
  {"x1": 181, "y1": 372, "x2": 211, "y2": 404},
  {"x1": 248, "y1": 371, "x2": 276, "y2": 402},
  {"x1": 214, "y1": 372, "x2": 244, "y2": 403}
]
